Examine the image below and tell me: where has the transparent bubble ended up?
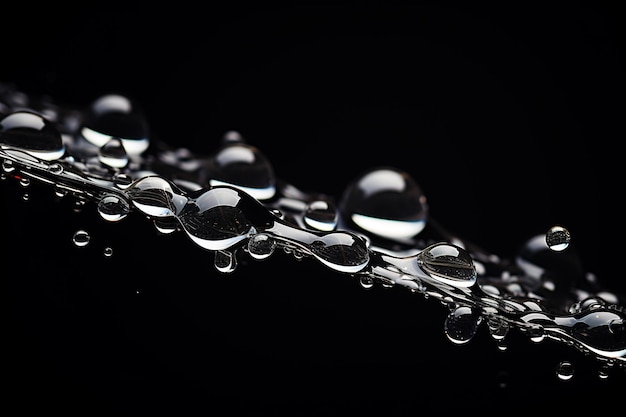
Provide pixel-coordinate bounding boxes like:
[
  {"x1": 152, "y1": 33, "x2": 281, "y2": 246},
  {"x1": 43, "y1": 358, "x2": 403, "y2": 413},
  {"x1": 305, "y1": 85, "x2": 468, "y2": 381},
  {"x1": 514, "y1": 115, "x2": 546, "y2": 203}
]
[
  {"x1": 556, "y1": 361, "x2": 575, "y2": 381},
  {"x1": 248, "y1": 233, "x2": 276, "y2": 260}
]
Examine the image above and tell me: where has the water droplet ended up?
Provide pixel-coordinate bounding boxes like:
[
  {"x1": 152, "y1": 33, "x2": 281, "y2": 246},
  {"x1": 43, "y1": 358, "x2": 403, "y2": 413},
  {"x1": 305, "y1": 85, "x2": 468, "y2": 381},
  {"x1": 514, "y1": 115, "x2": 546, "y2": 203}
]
[
  {"x1": 72, "y1": 229, "x2": 91, "y2": 247},
  {"x1": 18, "y1": 177, "x2": 30, "y2": 187},
  {"x1": 339, "y1": 167, "x2": 428, "y2": 241},
  {"x1": 127, "y1": 176, "x2": 188, "y2": 218},
  {"x1": 444, "y1": 305, "x2": 482, "y2": 344},
  {"x1": 207, "y1": 142, "x2": 276, "y2": 200},
  {"x1": 214, "y1": 250, "x2": 237, "y2": 273},
  {"x1": 80, "y1": 94, "x2": 150, "y2": 155},
  {"x1": 247, "y1": 233, "x2": 276, "y2": 260},
  {"x1": 98, "y1": 137, "x2": 128, "y2": 168},
  {"x1": 97, "y1": 194, "x2": 130, "y2": 222},
  {"x1": 359, "y1": 275, "x2": 374, "y2": 289},
  {"x1": 304, "y1": 199, "x2": 338, "y2": 231},
  {"x1": 0, "y1": 110, "x2": 66, "y2": 160},
  {"x1": 556, "y1": 361, "x2": 575, "y2": 381},
  {"x1": 103, "y1": 247, "x2": 113, "y2": 257},
  {"x1": 546, "y1": 225, "x2": 571, "y2": 251},
  {"x1": 417, "y1": 242, "x2": 477, "y2": 287},
  {"x1": 2, "y1": 159, "x2": 15, "y2": 172}
]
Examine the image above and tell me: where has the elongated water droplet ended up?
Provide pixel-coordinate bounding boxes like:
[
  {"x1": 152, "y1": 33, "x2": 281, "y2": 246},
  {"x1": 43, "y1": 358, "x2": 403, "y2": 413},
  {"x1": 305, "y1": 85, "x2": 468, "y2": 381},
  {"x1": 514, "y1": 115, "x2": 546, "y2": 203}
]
[
  {"x1": 99, "y1": 137, "x2": 128, "y2": 168},
  {"x1": 215, "y1": 250, "x2": 237, "y2": 273}
]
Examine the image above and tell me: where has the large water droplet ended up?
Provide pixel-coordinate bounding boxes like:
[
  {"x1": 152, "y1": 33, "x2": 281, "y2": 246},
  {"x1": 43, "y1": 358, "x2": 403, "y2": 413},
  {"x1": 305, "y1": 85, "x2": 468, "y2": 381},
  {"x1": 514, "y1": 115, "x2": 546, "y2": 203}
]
[
  {"x1": 0, "y1": 110, "x2": 65, "y2": 161},
  {"x1": 127, "y1": 176, "x2": 188, "y2": 217},
  {"x1": 178, "y1": 186, "x2": 275, "y2": 251},
  {"x1": 339, "y1": 167, "x2": 428, "y2": 242},
  {"x1": 417, "y1": 242, "x2": 477, "y2": 287},
  {"x1": 80, "y1": 94, "x2": 150, "y2": 155},
  {"x1": 205, "y1": 141, "x2": 276, "y2": 200}
]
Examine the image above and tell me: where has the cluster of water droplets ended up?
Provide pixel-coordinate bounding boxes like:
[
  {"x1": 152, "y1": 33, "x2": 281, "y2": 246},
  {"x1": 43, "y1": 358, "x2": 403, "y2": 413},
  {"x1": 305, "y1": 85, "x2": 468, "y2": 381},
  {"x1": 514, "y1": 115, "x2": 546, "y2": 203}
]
[{"x1": 1, "y1": 83, "x2": 624, "y2": 381}]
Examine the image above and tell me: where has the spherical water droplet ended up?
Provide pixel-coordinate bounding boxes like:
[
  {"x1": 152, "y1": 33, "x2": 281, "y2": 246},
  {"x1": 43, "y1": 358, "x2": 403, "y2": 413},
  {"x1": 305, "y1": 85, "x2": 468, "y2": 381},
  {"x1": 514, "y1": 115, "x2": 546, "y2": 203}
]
[
  {"x1": 113, "y1": 173, "x2": 133, "y2": 189},
  {"x1": 247, "y1": 233, "x2": 276, "y2": 260},
  {"x1": 417, "y1": 242, "x2": 477, "y2": 287},
  {"x1": 359, "y1": 276, "x2": 374, "y2": 289},
  {"x1": 304, "y1": 199, "x2": 338, "y2": 231},
  {"x1": 103, "y1": 247, "x2": 113, "y2": 257},
  {"x1": 207, "y1": 142, "x2": 276, "y2": 200},
  {"x1": 97, "y1": 194, "x2": 130, "y2": 221},
  {"x1": 546, "y1": 225, "x2": 571, "y2": 251},
  {"x1": 72, "y1": 230, "x2": 91, "y2": 247},
  {"x1": 2, "y1": 159, "x2": 15, "y2": 172},
  {"x1": 81, "y1": 94, "x2": 150, "y2": 155},
  {"x1": 19, "y1": 177, "x2": 30, "y2": 187},
  {"x1": 339, "y1": 167, "x2": 428, "y2": 241},
  {"x1": 556, "y1": 361, "x2": 575, "y2": 381},
  {"x1": 444, "y1": 305, "x2": 482, "y2": 344}
]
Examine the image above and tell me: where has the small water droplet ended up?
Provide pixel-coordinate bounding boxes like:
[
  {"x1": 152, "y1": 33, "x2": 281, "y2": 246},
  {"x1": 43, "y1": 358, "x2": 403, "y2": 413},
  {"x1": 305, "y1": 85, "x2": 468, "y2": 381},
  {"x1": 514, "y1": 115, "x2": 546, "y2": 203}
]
[
  {"x1": 103, "y1": 247, "x2": 113, "y2": 257},
  {"x1": 72, "y1": 229, "x2": 91, "y2": 247},
  {"x1": 247, "y1": 233, "x2": 276, "y2": 260},
  {"x1": 214, "y1": 250, "x2": 237, "y2": 273},
  {"x1": 556, "y1": 361, "x2": 575, "y2": 381},
  {"x1": 359, "y1": 275, "x2": 374, "y2": 289},
  {"x1": 546, "y1": 225, "x2": 571, "y2": 251}
]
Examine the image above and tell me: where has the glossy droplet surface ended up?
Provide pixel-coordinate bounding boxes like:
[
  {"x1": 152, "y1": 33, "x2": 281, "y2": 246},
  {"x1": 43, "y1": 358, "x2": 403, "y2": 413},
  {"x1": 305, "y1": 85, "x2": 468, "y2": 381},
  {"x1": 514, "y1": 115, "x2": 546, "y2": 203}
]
[
  {"x1": 248, "y1": 233, "x2": 276, "y2": 260},
  {"x1": 127, "y1": 176, "x2": 188, "y2": 217},
  {"x1": 444, "y1": 306, "x2": 482, "y2": 344},
  {"x1": 546, "y1": 225, "x2": 571, "y2": 251},
  {"x1": 304, "y1": 199, "x2": 338, "y2": 231},
  {"x1": 207, "y1": 142, "x2": 276, "y2": 200},
  {"x1": 0, "y1": 111, "x2": 65, "y2": 161},
  {"x1": 97, "y1": 194, "x2": 130, "y2": 221},
  {"x1": 339, "y1": 167, "x2": 428, "y2": 241},
  {"x1": 72, "y1": 230, "x2": 90, "y2": 247},
  {"x1": 99, "y1": 138, "x2": 128, "y2": 168},
  {"x1": 81, "y1": 94, "x2": 149, "y2": 155},
  {"x1": 417, "y1": 242, "x2": 477, "y2": 287}
]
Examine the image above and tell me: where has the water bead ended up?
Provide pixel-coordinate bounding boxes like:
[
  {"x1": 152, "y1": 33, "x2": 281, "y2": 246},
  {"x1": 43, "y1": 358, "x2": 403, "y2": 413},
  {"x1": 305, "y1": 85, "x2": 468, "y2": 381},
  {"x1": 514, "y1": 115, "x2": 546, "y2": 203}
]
[
  {"x1": 0, "y1": 110, "x2": 66, "y2": 161},
  {"x1": 417, "y1": 242, "x2": 477, "y2": 287},
  {"x1": 206, "y1": 141, "x2": 276, "y2": 201},
  {"x1": 80, "y1": 94, "x2": 150, "y2": 155},
  {"x1": 546, "y1": 225, "x2": 571, "y2": 252},
  {"x1": 339, "y1": 167, "x2": 428, "y2": 242}
]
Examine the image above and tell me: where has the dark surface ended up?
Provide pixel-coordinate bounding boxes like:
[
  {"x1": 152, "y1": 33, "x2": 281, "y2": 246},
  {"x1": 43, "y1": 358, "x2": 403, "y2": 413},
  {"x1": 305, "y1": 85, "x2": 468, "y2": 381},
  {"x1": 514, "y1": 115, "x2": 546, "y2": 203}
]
[{"x1": 1, "y1": 2, "x2": 624, "y2": 416}]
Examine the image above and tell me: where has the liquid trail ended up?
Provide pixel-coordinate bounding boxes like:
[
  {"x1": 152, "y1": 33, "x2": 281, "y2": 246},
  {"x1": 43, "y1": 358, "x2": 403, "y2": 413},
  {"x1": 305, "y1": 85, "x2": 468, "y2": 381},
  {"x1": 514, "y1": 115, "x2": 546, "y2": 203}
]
[{"x1": 1, "y1": 83, "x2": 624, "y2": 380}]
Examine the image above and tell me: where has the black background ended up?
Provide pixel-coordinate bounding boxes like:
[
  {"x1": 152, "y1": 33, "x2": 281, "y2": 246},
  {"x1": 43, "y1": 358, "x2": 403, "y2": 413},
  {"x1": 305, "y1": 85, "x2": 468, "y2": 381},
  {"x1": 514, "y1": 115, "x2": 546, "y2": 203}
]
[{"x1": 1, "y1": 2, "x2": 624, "y2": 416}]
